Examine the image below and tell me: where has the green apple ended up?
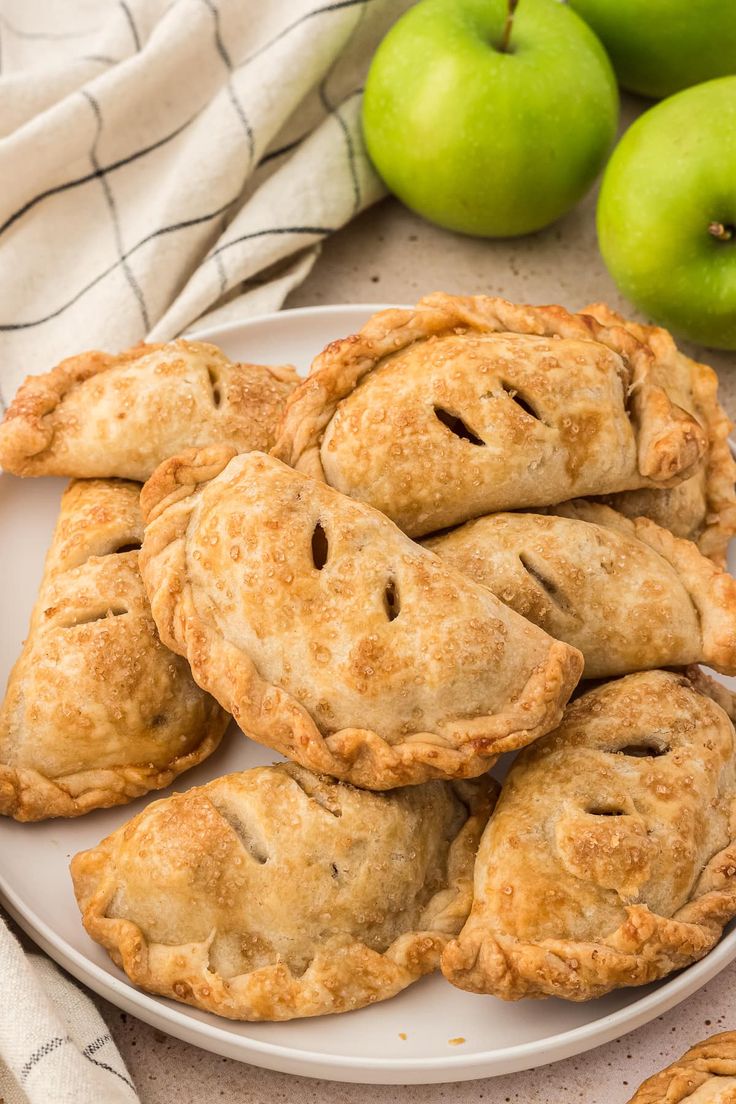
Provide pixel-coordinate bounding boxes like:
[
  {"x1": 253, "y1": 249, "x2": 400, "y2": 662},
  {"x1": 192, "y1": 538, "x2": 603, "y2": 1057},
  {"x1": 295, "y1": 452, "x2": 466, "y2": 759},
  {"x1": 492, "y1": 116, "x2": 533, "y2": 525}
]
[
  {"x1": 597, "y1": 77, "x2": 736, "y2": 351},
  {"x1": 569, "y1": 0, "x2": 736, "y2": 100},
  {"x1": 362, "y1": 0, "x2": 618, "y2": 238}
]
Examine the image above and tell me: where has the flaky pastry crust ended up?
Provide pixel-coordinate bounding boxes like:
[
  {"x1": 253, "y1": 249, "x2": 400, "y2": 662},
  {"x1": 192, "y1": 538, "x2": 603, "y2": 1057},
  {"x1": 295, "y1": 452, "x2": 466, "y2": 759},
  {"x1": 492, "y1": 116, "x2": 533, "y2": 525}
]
[
  {"x1": 0, "y1": 479, "x2": 228, "y2": 820},
  {"x1": 139, "y1": 446, "x2": 582, "y2": 789},
  {"x1": 442, "y1": 671, "x2": 736, "y2": 1002},
  {"x1": 627, "y1": 1032, "x2": 736, "y2": 1102},
  {"x1": 684, "y1": 665, "x2": 736, "y2": 726},
  {"x1": 71, "y1": 763, "x2": 495, "y2": 1021},
  {"x1": 424, "y1": 500, "x2": 736, "y2": 678},
  {"x1": 272, "y1": 293, "x2": 706, "y2": 537},
  {"x1": 0, "y1": 340, "x2": 298, "y2": 480},
  {"x1": 583, "y1": 303, "x2": 736, "y2": 568}
]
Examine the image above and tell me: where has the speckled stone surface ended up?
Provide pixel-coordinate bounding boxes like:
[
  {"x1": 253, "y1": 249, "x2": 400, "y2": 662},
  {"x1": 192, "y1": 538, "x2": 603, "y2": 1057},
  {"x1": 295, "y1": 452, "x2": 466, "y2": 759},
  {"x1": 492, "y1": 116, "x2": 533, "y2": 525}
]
[
  {"x1": 26, "y1": 93, "x2": 736, "y2": 1102},
  {"x1": 91, "y1": 966, "x2": 736, "y2": 1103}
]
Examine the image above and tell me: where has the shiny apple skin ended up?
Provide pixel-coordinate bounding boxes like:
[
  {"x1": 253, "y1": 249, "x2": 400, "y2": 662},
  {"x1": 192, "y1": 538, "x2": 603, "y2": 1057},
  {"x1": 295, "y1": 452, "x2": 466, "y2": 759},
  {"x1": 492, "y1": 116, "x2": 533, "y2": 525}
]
[
  {"x1": 598, "y1": 77, "x2": 736, "y2": 351},
  {"x1": 362, "y1": 0, "x2": 618, "y2": 238}
]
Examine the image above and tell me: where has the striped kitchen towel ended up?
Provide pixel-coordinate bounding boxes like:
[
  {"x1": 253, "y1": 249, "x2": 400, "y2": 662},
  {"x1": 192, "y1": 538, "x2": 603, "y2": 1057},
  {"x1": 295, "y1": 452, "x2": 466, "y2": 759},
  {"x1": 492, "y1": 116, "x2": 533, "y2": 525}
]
[
  {"x1": 0, "y1": 915, "x2": 138, "y2": 1104},
  {"x1": 0, "y1": 0, "x2": 411, "y2": 409}
]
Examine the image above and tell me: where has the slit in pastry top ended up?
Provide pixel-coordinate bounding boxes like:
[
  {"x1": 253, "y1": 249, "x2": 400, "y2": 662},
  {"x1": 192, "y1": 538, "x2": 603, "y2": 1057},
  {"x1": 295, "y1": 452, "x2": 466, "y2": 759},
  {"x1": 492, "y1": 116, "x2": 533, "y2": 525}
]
[
  {"x1": 0, "y1": 340, "x2": 299, "y2": 481},
  {"x1": 441, "y1": 670, "x2": 736, "y2": 1003},
  {"x1": 0, "y1": 478, "x2": 228, "y2": 821},
  {"x1": 273, "y1": 294, "x2": 706, "y2": 537},
  {"x1": 70, "y1": 762, "x2": 495, "y2": 1021},
  {"x1": 424, "y1": 500, "x2": 736, "y2": 679},
  {"x1": 139, "y1": 446, "x2": 583, "y2": 790}
]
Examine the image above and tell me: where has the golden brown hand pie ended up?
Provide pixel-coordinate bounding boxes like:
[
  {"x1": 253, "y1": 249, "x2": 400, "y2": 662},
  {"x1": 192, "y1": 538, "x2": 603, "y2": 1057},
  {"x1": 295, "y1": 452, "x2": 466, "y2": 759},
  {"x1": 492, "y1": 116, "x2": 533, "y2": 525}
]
[
  {"x1": 273, "y1": 293, "x2": 707, "y2": 537},
  {"x1": 441, "y1": 670, "x2": 736, "y2": 1002},
  {"x1": 71, "y1": 763, "x2": 494, "y2": 1021},
  {"x1": 0, "y1": 479, "x2": 228, "y2": 821},
  {"x1": 139, "y1": 447, "x2": 582, "y2": 789},
  {"x1": 0, "y1": 340, "x2": 298, "y2": 481},
  {"x1": 626, "y1": 1032, "x2": 736, "y2": 1103},
  {"x1": 424, "y1": 501, "x2": 736, "y2": 679},
  {"x1": 582, "y1": 303, "x2": 736, "y2": 568}
]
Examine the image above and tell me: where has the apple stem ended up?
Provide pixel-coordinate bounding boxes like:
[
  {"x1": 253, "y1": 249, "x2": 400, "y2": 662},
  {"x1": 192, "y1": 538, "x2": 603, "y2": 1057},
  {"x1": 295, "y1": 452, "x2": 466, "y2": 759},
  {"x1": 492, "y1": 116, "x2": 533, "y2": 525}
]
[
  {"x1": 500, "y1": 0, "x2": 519, "y2": 53},
  {"x1": 709, "y1": 221, "x2": 734, "y2": 242}
]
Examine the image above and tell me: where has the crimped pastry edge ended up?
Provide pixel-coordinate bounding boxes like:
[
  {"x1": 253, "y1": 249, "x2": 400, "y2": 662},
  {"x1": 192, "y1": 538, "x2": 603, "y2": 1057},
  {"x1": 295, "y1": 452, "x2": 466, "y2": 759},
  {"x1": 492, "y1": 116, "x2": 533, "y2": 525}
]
[
  {"x1": 554, "y1": 500, "x2": 736, "y2": 675},
  {"x1": 0, "y1": 340, "x2": 299, "y2": 477},
  {"x1": 441, "y1": 678, "x2": 736, "y2": 1002},
  {"x1": 625, "y1": 1031, "x2": 736, "y2": 1102},
  {"x1": 70, "y1": 773, "x2": 496, "y2": 1021},
  {"x1": 140, "y1": 445, "x2": 583, "y2": 790},
  {"x1": 272, "y1": 292, "x2": 707, "y2": 493},
  {"x1": 582, "y1": 302, "x2": 736, "y2": 568}
]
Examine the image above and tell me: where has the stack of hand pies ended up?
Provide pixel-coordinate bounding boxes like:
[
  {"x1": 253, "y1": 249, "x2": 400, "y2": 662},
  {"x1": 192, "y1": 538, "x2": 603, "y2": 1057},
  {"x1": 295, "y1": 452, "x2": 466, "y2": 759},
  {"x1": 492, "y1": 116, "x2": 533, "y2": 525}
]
[{"x1": 3, "y1": 294, "x2": 736, "y2": 1032}]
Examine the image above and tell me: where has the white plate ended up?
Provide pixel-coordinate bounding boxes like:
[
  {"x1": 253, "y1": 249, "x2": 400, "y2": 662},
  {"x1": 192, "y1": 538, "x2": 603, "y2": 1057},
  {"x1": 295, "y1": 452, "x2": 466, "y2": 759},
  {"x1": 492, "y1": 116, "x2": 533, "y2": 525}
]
[{"x1": 2, "y1": 303, "x2": 736, "y2": 1085}]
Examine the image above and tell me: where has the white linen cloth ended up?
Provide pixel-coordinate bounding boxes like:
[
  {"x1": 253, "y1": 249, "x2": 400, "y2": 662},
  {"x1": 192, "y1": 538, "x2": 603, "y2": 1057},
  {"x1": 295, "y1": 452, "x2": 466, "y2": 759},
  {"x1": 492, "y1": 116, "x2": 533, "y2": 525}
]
[
  {"x1": 0, "y1": 917, "x2": 137, "y2": 1103},
  {"x1": 0, "y1": 0, "x2": 410, "y2": 1098},
  {"x1": 0, "y1": 0, "x2": 411, "y2": 407}
]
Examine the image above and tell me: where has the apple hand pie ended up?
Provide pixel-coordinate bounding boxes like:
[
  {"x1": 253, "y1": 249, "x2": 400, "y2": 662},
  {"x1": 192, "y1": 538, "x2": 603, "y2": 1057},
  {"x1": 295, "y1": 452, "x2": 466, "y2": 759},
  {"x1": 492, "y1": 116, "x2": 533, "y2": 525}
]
[
  {"x1": 139, "y1": 447, "x2": 583, "y2": 790},
  {"x1": 0, "y1": 479, "x2": 228, "y2": 821},
  {"x1": 582, "y1": 303, "x2": 736, "y2": 568},
  {"x1": 71, "y1": 763, "x2": 495, "y2": 1021},
  {"x1": 626, "y1": 1032, "x2": 736, "y2": 1103},
  {"x1": 441, "y1": 670, "x2": 736, "y2": 1002},
  {"x1": 273, "y1": 293, "x2": 707, "y2": 537},
  {"x1": 0, "y1": 340, "x2": 298, "y2": 481},
  {"x1": 424, "y1": 500, "x2": 736, "y2": 678}
]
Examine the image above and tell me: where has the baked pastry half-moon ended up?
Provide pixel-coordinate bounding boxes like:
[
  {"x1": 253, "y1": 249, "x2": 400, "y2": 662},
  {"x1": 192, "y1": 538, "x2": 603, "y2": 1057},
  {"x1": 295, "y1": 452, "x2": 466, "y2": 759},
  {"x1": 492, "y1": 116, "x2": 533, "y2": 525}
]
[
  {"x1": 273, "y1": 293, "x2": 706, "y2": 537},
  {"x1": 71, "y1": 763, "x2": 495, "y2": 1021},
  {"x1": 139, "y1": 447, "x2": 583, "y2": 789},
  {"x1": 626, "y1": 1032, "x2": 736, "y2": 1103},
  {"x1": 424, "y1": 501, "x2": 736, "y2": 679},
  {"x1": 0, "y1": 479, "x2": 228, "y2": 821},
  {"x1": 441, "y1": 670, "x2": 736, "y2": 1002},
  {"x1": 582, "y1": 303, "x2": 736, "y2": 568},
  {"x1": 0, "y1": 340, "x2": 298, "y2": 481}
]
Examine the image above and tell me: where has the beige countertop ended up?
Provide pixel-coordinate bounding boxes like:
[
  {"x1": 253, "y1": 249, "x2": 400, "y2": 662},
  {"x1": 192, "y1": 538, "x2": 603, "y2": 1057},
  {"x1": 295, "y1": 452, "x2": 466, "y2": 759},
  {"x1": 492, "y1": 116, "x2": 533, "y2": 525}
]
[{"x1": 57, "y1": 110, "x2": 736, "y2": 1101}]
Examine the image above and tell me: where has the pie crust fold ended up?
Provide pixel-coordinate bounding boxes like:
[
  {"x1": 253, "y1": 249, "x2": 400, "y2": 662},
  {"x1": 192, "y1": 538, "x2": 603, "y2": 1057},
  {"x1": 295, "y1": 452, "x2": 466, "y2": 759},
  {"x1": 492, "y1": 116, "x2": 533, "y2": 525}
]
[
  {"x1": 424, "y1": 500, "x2": 736, "y2": 679},
  {"x1": 0, "y1": 479, "x2": 228, "y2": 820},
  {"x1": 272, "y1": 293, "x2": 707, "y2": 537},
  {"x1": 441, "y1": 670, "x2": 736, "y2": 1002},
  {"x1": 626, "y1": 1032, "x2": 736, "y2": 1103},
  {"x1": 582, "y1": 303, "x2": 736, "y2": 568},
  {"x1": 139, "y1": 446, "x2": 583, "y2": 789},
  {"x1": 0, "y1": 340, "x2": 298, "y2": 481},
  {"x1": 71, "y1": 763, "x2": 495, "y2": 1021}
]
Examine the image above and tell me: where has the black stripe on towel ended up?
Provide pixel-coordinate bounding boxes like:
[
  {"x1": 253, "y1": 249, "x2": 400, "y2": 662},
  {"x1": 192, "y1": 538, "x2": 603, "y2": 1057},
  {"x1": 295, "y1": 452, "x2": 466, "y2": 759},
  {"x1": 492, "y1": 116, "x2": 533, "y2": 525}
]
[
  {"x1": 0, "y1": 111, "x2": 200, "y2": 239},
  {"x1": 201, "y1": 0, "x2": 256, "y2": 166},
  {"x1": 236, "y1": 0, "x2": 374, "y2": 71},
  {"x1": 119, "y1": 1, "x2": 141, "y2": 50},
  {"x1": 20, "y1": 1036, "x2": 70, "y2": 1083},
  {"x1": 82, "y1": 1034, "x2": 137, "y2": 1092},
  {"x1": 0, "y1": 197, "x2": 240, "y2": 331},
  {"x1": 82, "y1": 90, "x2": 151, "y2": 330},
  {"x1": 207, "y1": 224, "x2": 335, "y2": 262}
]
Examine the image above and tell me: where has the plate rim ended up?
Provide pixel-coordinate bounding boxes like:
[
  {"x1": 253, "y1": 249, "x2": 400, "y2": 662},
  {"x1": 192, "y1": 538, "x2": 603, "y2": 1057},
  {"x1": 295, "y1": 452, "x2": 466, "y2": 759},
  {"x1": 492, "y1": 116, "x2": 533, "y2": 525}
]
[
  {"x1": 2, "y1": 302, "x2": 736, "y2": 1084},
  {"x1": 5, "y1": 871, "x2": 736, "y2": 1082}
]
